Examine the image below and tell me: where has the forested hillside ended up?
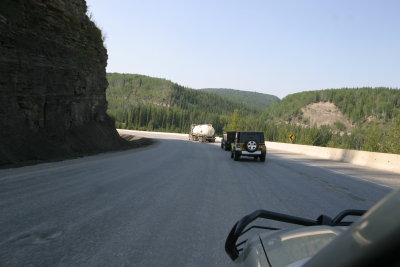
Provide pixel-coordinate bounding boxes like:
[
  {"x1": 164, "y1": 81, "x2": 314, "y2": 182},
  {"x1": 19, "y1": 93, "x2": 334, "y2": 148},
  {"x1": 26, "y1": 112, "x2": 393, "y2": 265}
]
[
  {"x1": 262, "y1": 88, "x2": 400, "y2": 124},
  {"x1": 254, "y1": 88, "x2": 400, "y2": 154},
  {"x1": 200, "y1": 88, "x2": 280, "y2": 110},
  {"x1": 106, "y1": 73, "x2": 258, "y2": 134},
  {"x1": 106, "y1": 73, "x2": 400, "y2": 154}
]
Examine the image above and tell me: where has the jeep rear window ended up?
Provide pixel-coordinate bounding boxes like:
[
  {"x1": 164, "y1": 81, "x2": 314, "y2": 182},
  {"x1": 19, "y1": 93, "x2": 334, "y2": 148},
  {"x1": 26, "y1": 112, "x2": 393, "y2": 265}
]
[{"x1": 238, "y1": 132, "x2": 264, "y2": 143}]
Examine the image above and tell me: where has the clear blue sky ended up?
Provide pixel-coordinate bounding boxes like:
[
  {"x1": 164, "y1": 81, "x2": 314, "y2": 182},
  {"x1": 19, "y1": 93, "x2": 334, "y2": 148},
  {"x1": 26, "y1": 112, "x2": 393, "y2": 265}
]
[{"x1": 86, "y1": 0, "x2": 400, "y2": 98}]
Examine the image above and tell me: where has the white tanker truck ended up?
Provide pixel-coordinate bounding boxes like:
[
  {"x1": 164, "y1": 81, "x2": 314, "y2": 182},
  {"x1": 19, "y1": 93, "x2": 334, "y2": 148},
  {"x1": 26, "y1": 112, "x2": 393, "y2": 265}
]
[{"x1": 189, "y1": 124, "x2": 216, "y2": 142}]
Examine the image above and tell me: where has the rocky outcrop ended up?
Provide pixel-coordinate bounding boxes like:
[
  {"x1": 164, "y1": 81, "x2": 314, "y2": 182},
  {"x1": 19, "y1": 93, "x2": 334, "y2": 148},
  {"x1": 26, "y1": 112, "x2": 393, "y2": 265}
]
[
  {"x1": 300, "y1": 102, "x2": 354, "y2": 130},
  {"x1": 0, "y1": 0, "x2": 128, "y2": 165}
]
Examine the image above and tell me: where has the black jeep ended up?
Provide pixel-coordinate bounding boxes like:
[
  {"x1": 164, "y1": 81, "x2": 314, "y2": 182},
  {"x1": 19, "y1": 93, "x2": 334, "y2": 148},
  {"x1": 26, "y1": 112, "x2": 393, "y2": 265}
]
[
  {"x1": 221, "y1": 131, "x2": 236, "y2": 151},
  {"x1": 231, "y1": 131, "x2": 266, "y2": 162}
]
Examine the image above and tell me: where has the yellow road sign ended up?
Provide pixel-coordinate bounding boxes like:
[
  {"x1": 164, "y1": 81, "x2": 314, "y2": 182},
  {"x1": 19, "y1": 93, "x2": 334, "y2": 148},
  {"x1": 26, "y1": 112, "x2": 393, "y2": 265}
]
[{"x1": 289, "y1": 134, "x2": 295, "y2": 141}]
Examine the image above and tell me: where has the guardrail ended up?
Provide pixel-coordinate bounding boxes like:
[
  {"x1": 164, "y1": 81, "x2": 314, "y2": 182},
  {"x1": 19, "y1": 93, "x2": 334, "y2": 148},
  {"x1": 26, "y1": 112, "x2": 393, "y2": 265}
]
[{"x1": 266, "y1": 141, "x2": 400, "y2": 174}]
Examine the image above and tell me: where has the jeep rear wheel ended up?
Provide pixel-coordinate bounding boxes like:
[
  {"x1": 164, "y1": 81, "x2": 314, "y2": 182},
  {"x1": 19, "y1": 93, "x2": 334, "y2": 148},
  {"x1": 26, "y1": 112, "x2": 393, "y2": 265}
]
[
  {"x1": 260, "y1": 155, "x2": 266, "y2": 162},
  {"x1": 234, "y1": 152, "x2": 240, "y2": 161}
]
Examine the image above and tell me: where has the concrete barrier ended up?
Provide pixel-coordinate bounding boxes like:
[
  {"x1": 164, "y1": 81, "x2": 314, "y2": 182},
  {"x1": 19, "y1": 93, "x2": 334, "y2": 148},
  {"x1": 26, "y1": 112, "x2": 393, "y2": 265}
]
[
  {"x1": 117, "y1": 129, "x2": 189, "y2": 140},
  {"x1": 266, "y1": 141, "x2": 400, "y2": 174}
]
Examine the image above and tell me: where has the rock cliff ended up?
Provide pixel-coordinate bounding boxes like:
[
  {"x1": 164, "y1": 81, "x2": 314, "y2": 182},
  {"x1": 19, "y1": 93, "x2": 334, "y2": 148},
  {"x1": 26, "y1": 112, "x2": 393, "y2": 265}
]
[{"x1": 0, "y1": 0, "x2": 128, "y2": 165}]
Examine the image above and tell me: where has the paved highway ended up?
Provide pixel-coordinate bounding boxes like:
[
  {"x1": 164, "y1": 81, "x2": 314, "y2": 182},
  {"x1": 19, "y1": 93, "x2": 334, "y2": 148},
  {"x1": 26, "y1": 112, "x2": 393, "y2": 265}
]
[{"x1": 0, "y1": 130, "x2": 399, "y2": 266}]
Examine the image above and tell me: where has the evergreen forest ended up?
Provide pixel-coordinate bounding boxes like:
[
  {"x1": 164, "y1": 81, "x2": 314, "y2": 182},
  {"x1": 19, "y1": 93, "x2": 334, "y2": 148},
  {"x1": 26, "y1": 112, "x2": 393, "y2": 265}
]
[
  {"x1": 106, "y1": 73, "x2": 259, "y2": 134},
  {"x1": 254, "y1": 88, "x2": 400, "y2": 154},
  {"x1": 106, "y1": 73, "x2": 400, "y2": 154}
]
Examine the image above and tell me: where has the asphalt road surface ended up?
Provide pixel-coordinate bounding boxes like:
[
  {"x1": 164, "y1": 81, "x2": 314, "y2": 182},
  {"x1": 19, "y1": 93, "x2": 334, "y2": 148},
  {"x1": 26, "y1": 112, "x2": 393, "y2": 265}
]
[{"x1": 1, "y1": 130, "x2": 399, "y2": 266}]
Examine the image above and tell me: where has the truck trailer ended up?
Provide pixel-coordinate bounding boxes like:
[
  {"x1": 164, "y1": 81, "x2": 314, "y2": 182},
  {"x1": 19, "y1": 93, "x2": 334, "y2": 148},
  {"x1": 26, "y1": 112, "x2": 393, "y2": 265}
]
[{"x1": 189, "y1": 124, "x2": 215, "y2": 142}]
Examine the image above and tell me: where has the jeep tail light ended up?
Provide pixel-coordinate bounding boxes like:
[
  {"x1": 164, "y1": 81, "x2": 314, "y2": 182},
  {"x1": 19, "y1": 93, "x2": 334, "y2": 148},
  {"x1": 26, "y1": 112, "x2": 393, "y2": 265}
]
[{"x1": 236, "y1": 144, "x2": 241, "y2": 148}]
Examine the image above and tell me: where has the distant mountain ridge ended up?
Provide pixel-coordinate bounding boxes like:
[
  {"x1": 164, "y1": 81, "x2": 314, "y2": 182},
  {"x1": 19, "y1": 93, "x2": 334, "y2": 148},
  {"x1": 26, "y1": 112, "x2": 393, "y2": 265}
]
[
  {"x1": 200, "y1": 88, "x2": 280, "y2": 110},
  {"x1": 106, "y1": 73, "x2": 260, "y2": 134}
]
